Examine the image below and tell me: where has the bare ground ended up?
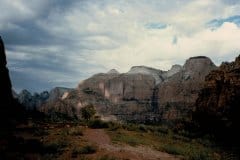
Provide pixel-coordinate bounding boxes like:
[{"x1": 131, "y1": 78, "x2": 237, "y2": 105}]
[{"x1": 84, "y1": 128, "x2": 182, "y2": 160}]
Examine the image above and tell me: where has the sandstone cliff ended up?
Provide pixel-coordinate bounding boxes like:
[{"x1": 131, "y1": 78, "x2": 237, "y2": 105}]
[
  {"x1": 48, "y1": 87, "x2": 74, "y2": 102},
  {"x1": 40, "y1": 67, "x2": 162, "y2": 121},
  {"x1": 40, "y1": 57, "x2": 217, "y2": 123},
  {"x1": 195, "y1": 55, "x2": 240, "y2": 135},
  {"x1": 157, "y1": 56, "x2": 217, "y2": 121}
]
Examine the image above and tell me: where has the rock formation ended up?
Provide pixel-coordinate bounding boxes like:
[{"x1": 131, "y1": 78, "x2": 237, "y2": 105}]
[
  {"x1": 39, "y1": 89, "x2": 79, "y2": 118},
  {"x1": 48, "y1": 87, "x2": 74, "y2": 102},
  {"x1": 17, "y1": 87, "x2": 73, "y2": 110},
  {"x1": 195, "y1": 55, "x2": 240, "y2": 137},
  {"x1": 40, "y1": 69, "x2": 159, "y2": 121},
  {"x1": 40, "y1": 57, "x2": 217, "y2": 123},
  {"x1": 157, "y1": 56, "x2": 217, "y2": 121},
  {"x1": 107, "y1": 69, "x2": 119, "y2": 74},
  {"x1": 17, "y1": 90, "x2": 49, "y2": 109},
  {"x1": 0, "y1": 36, "x2": 25, "y2": 127},
  {"x1": 127, "y1": 66, "x2": 165, "y2": 85},
  {"x1": 0, "y1": 36, "x2": 13, "y2": 108}
]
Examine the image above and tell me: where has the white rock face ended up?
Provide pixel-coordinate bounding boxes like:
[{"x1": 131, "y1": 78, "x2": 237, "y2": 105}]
[
  {"x1": 164, "y1": 64, "x2": 182, "y2": 78},
  {"x1": 127, "y1": 66, "x2": 164, "y2": 85},
  {"x1": 107, "y1": 69, "x2": 119, "y2": 74},
  {"x1": 61, "y1": 92, "x2": 69, "y2": 100},
  {"x1": 48, "y1": 87, "x2": 73, "y2": 102}
]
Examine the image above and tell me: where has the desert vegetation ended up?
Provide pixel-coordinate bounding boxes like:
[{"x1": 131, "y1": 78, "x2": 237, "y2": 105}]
[{"x1": 2, "y1": 112, "x2": 238, "y2": 160}]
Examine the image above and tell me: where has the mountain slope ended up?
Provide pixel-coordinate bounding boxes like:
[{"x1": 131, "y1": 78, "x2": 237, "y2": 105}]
[
  {"x1": 195, "y1": 55, "x2": 240, "y2": 135},
  {"x1": 39, "y1": 56, "x2": 218, "y2": 123},
  {"x1": 157, "y1": 56, "x2": 217, "y2": 121}
]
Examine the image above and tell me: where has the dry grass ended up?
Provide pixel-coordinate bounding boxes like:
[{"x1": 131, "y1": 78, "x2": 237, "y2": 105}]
[
  {"x1": 107, "y1": 124, "x2": 221, "y2": 160},
  {"x1": 1, "y1": 121, "x2": 225, "y2": 160}
]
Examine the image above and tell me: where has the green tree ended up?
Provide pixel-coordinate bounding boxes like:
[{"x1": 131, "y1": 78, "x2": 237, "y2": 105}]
[{"x1": 80, "y1": 104, "x2": 96, "y2": 121}]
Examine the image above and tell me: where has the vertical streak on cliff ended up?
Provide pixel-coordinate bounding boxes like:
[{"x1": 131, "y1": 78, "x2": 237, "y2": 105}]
[{"x1": 151, "y1": 87, "x2": 159, "y2": 112}]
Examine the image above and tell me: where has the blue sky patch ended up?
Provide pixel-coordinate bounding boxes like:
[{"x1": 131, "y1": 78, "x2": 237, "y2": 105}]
[
  {"x1": 207, "y1": 15, "x2": 240, "y2": 29},
  {"x1": 145, "y1": 22, "x2": 167, "y2": 29}
]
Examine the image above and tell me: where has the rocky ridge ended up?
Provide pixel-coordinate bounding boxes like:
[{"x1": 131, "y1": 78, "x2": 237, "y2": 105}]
[
  {"x1": 16, "y1": 87, "x2": 74, "y2": 110},
  {"x1": 195, "y1": 55, "x2": 240, "y2": 133},
  {"x1": 107, "y1": 69, "x2": 119, "y2": 74},
  {"x1": 40, "y1": 56, "x2": 218, "y2": 123},
  {"x1": 157, "y1": 56, "x2": 217, "y2": 121}
]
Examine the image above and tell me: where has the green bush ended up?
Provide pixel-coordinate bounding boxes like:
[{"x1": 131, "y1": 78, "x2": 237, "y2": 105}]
[
  {"x1": 187, "y1": 149, "x2": 211, "y2": 160},
  {"x1": 33, "y1": 128, "x2": 49, "y2": 136},
  {"x1": 138, "y1": 124, "x2": 148, "y2": 132},
  {"x1": 161, "y1": 144, "x2": 183, "y2": 155},
  {"x1": 98, "y1": 155, "x2": 119, "y2": 160},
  {"x1": 68, "y1": 127, "x2": 83, "y2": 136},
  {"x1": 72, "y1": 145, "x2": 98, "y2": 155},
  {"x1": 112, "y1": 132, "x2": 144, "y2": 146},
  {"x1": 107, "y1": 121, "x2": 122, "y2": 131},
  {"x1": 122, "y1": 123, "x2": 138, "y2": 131},
  {"x1": 81, "y1": 104, "x2": 96, "y2": 121},
  {"x1": 44, "y1": 140, "x2": 68, "y2": 153},
  {"x1": 45, "y1": 111, "x2": 77, "y2": 122},
  {"x1": 58, "y1": 128, "x2": 69, "y2": 136},
  {"x1": 88, "y1": 119, "x2": 109, "y2": 129}
]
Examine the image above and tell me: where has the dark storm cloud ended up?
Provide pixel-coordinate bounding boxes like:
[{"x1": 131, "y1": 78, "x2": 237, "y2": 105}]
[
  {"x1": 0, "y1": 0, "x2": 101, "y2": 92},
  {"x1": 0, "y1": 0, "x2": 77, "y2": 46},
  {"x1": 2, "y1": 22, "x2": 50, "y2": 46}
]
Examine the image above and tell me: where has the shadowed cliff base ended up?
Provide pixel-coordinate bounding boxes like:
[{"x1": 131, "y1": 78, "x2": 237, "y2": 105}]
[{"x1": 194, "y1": 55, "x2": 240, "y2": 157}]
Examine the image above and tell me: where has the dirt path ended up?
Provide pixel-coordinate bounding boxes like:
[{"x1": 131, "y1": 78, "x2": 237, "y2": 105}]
[
  {"x1": 84, "y1": 128, "x2": 182, "y2": 160},
  {"x1": 84, "y1": 129, "x2": 111, "y2": 146}
]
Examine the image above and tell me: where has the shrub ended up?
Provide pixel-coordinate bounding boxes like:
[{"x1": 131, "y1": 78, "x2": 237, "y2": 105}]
[
  {"x1": 187, "y1": 149, "x2": 211, "y2": 160},
  {"x1": 107, "y1": 121, "x2": 121, "y2": 131},
  {"x1": 122, "y1": 123, "x2": 138, "y2": 131},
  {"x1": 72, "y1": 145, "x2": 97, "y2": 155},
  {"x1": 81, "y1": 104, "x2": 96, "y2": 121},
  {"x1": 161, "y1": 144, "x2": 183, "y2": 155},
  {"x1": 33, "y1": 128, "x2": 49, "y2": 136},
  {"x1": 68, "y1": 127, "x2": 83, "y2": 136},
  {"x1": 58, "y1": 128, "x2": 69, "y2": 136},
  {"x1": 45, "y1": 111, "x2": 76, "y2": 122},
  {"x1": 138, "y1": 124, "x2": 148, "y2": 132},
  {"x1": 43, "y1": 140, "x2": 68, "y2": 153},
  {"x1": 112, "y1": 132, "x2": 143, "y2": 146},
  {"x1": 98, "y1": 155, "x2": 119, "y2": 160},
  {"x1": 88, "y1": 119, "x2": 109, "y2": 129}
]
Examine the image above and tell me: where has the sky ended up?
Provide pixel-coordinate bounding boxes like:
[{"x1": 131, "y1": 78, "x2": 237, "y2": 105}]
[{"x1": 1, "y1": 0, "x2": 240, "y2": 93}]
